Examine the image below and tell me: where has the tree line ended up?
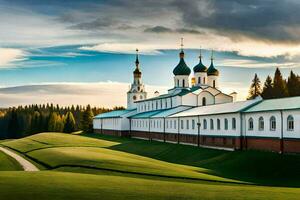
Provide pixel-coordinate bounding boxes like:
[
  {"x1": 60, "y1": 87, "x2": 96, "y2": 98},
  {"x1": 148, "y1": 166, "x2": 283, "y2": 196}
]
[
  {"x1": 0, "y1": 104, "x2": 124, "y2": 139},
  {"x1": 247, "y1": 68, "x2": 300, "y2": 100}
]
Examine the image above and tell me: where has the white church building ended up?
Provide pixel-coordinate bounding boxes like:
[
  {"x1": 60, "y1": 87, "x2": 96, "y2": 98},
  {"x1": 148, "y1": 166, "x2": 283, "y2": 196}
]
[{"x1": 93, "y1": 47, "x2": 300, "y2": 153}]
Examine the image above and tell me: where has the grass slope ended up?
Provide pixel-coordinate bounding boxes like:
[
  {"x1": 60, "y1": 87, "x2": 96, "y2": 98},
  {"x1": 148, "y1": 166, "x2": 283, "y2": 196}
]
[
  {"x1": 0, "y1": 171, "x2": 299, "y2": 200},
  {"x1": 1, "y1": 132, "x2": 300, "y2": 200},
  {"x1": 0, "y1": 150, "x2": 22, "y2": 171}
]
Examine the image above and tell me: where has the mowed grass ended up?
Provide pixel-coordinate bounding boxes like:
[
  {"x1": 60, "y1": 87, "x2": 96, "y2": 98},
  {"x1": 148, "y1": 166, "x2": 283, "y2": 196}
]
[
  {"x1": 0, "y1": 150, "x2": 22, "y2": 171},
  {"x1": 3, "y1": 132, "x2": 300, "y2": 186},
  {"x1": 0, "y1": 171, "x2": 300, "y2": 200},
  {"x1": 3, "y1": 133, "x2": 234, "y2": 183}
]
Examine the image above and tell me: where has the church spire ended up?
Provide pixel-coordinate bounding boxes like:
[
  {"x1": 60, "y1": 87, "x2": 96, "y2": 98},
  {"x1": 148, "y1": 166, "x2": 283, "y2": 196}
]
[{"x1": 135, "y1": 48, "x2": 139, "y2": 68}]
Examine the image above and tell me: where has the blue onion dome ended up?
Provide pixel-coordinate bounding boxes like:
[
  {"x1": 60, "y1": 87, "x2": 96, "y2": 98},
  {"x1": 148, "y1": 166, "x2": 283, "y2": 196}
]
[
  {"x1": 193, "y1": 55, "x2": 207, "y2": 73},
  {"x1": 173, "y1": 50, "x2": 191, "y2": 76},
  {"x1": 207, "y1": 60, "x2": 219, "y2": 76}
]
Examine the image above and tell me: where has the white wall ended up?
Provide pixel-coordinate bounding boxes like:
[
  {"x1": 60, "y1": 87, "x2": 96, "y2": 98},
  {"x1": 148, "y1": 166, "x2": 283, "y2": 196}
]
[
  {"x1": 215, "y1": 93, "x2": 233, "y2": 104},
  {"x1": 244, "y1": 110, "x2": 300, "y2": 139},
  {"x1": 182, "y1": 93, "x2": 197, "y2": 106},
  {"x1": 197, "y1": 91, "x2": 215, "y2": 106}
]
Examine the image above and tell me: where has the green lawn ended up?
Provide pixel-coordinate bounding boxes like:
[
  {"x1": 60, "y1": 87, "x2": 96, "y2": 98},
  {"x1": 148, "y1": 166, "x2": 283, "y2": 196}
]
[
  {"x1": 1, "y1": 132, "x2": 300, "y2": 199},
  {"x1": 0, "y1": 171, "x2": 299, "y2": 200},
  {"x1": 0, "y1": 150, "x2": 22, "y2": 171}
]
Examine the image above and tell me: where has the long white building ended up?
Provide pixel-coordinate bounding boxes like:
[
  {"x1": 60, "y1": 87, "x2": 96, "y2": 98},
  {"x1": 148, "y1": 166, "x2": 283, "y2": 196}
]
[{"x1": 93, "y1": 48, "x2": 300, "y2": 153}]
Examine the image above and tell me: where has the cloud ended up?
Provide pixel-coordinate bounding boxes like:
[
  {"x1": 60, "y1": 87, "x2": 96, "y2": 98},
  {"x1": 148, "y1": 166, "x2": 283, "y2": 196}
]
[
  {"x1": 79, "y1": 43, "x2": 162, "y2": 54},
  {"x1": 220, "y1": 59, "x2": 299, "y2": 69},
  {"x1": 0, "y1": 48, "x2": 26, "y2": 67},
  {"x1": 173, "y1": 0, "x2": 300, "y2": 43},
  {"x1": 0, "y1": 82, "x2": 168, "y2": 108},
  {"x1": 144, "y1": 26, "x2": 204, "y2": 35}
]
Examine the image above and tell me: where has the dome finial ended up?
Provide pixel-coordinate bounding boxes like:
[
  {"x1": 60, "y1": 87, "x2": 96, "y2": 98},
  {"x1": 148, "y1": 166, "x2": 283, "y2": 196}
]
[
  {"x1": 180, "y1": 37, "x2": 184, "y2": 51},
  {"x1": 179, "y1": 38, "x2": 184, "y2": 58},
  {"x1": 199, "y1": 47, "x2": 202, "y2": 61},
  {"x1": 211, "y1": 50, "x2": 214, "y2": 63},
  {"x1": 135, "y1": 48, "x2": 139, "y2": 67}
]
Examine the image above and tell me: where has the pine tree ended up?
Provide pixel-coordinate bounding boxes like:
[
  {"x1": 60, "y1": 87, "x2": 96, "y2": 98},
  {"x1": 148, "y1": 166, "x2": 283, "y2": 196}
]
[
  {"x1": 247, "y1": 73, "x2": 262, "y2": 100},
  {"x1": 81, "y1": 105, "x2": 94, "y2": 133},
  {"x1": 48, "y1": 112, "x2": 58, "y2": 132},
  {"x1": 287, "y1": 70, "x2": 300, "y2": 97},
  {"x1": 7, "y1": 109, "x2": 20, "y2": 138},
  {"x1": 31, "y1": 111, "x2": 41, "y2": 134},
  {"x1": 261, "y1": 75, "x2": 274, "y2": 99},
  {"x1": 273, "y1": 68, "x2": 288, "y2": 98},
  {"x1": 64, "y1": 112, "x2": 76, "y2": 133}
]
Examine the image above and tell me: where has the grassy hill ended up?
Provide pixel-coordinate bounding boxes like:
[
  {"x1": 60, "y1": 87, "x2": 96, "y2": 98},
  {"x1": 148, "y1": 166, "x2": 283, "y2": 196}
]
[
  {"x1": 1, "y1": 132, "x2": 300, "y2": 199},
  {"x1": 0, "y1": 151, "x2": 22, "y2": 171}
]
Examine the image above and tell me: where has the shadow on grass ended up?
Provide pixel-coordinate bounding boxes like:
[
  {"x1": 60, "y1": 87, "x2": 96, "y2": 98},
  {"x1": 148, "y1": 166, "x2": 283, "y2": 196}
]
[{"x1": 81, "y1": 133, "x2": 300, "y2": 187}]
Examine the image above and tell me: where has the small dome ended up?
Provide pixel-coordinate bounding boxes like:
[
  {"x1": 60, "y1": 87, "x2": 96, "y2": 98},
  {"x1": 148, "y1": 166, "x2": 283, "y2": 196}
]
[
  {"x1": 207, "y1": 62, "x2": 219, "y2": 76},
  {"x1": 173, "y1": 51, "x2": 191, "y2": 76},
  {"x1": 193, "y1": 58, "x2": 207, "y2": 73},
  {"x1": 134, "y1": 68, "x2": 141, "y2": 75}
]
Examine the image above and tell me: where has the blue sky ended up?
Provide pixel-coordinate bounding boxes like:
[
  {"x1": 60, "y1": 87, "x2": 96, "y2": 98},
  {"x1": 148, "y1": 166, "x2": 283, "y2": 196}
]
[{"x1": 0, "y1": 0, "x2": 300, "y2": 107}]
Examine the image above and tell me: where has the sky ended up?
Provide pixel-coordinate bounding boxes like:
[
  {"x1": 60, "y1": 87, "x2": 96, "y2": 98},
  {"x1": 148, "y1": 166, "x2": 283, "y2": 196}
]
[{"x1": 0, "y1": 0, "x2": 300, "y2": 107}]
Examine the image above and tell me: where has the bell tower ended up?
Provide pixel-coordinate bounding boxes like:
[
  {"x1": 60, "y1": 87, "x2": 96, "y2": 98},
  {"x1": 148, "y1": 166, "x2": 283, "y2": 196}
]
[{"x1": 127, "y1": 49, "x2": 147, "y2": 109}]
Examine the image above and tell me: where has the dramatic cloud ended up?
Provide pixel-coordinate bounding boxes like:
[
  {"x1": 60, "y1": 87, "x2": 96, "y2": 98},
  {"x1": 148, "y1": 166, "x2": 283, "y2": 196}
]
[{"x1": 0, "y1": 48, "x2": 26, "y2": 67}]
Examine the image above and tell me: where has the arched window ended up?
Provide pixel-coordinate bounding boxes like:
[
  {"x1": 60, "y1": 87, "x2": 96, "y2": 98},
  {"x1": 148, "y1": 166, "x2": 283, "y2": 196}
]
[
  {"x1": 203, "y1": 119, "x2": 207, "y2": 129},
  {"x1": 232, "y1": 118, "x2": 236, "y2": 130},
  {"x1": 217, "y1": 119, "x2": 221, "y2": 130},
  {"x1": 186, "y1": 120, "x2": 189, "y2": 129},
  {"x1": 213, "y1": 80, "x2": 216, "y2": 88},
  {"x1": 270, "y1": 116, "x2": 276, "y2": 131},
  {"x1": 192, "y1": 120, "x2": 195, "y2": 129},
  {"x1": 202, "y1": 97, "x2": 206, "y2": 106},
  {"x1": 177, "y1": 79, "x2": 179, "y2": 87},
  {"x1": 181, "y1": 120, "x2": 184, "y2": 129},
  {"x1": 198, "y1": 77, "x2": 201, "y2": 84},
  {"x1": 203, "y1": 77, "x2": 206, "y2": 84},
  {"x1": 224, "y1": 118, "x2": 228, "y2": 130},
  {"x1": 248, "y1": 118, "x2": 254, "y2": 130},
  {"x1": 210, "y1": 119, "x2": 214, "y2": 130},
  {"x1": 174, "y1": 120, "x2": 176, "y2": 129},
  {"x1": 182, "y1": 79, "x2": 185, "y2": 87},
  {"x1": 259, "y1": 117, "x2": 264, "y2": 131},
  {"x1": 287, "y1": 115, "x2": 294, "y2": 131}
]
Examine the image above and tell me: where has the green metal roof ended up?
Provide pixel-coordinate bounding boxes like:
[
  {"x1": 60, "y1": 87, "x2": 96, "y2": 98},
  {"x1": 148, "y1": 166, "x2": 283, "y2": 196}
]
[
  {"x1": 136, "y1": 88, "x2": 191, "y2": 102},
  {"x1": 193, "y1": 58, "x2": 207, "y2": 73},
  {"x1": 94, "y1": 109, "x2": 136, "y2": 119},
  {"x1": 244, "y1": 96, "x2": 300, "y2": 113},
  {"x1": 173, "y1": 51, "x2": 191, "y2": 76},
  {"x1": 130, "y1": 109, "x2": 167, "y2": 119},
  {"x1": 207, "y1": 62, "x2": 219, "y2": 76}
]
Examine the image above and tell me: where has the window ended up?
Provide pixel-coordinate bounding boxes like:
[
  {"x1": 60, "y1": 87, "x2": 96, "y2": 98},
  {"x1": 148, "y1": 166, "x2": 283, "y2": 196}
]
[
  {"x1": 213, "y1": 80, "x2": 216, "y2": 88},
  {"x1": 177, "y1": 80, "x2": 179, "y2": 87},
  {"x1": 210, "y1": 119, "x2": 214, "y2": 130},
  {"x1": 166, "y1": 120, "x2": 168, "y2": 129},
  {"x1": 182, "y1": 79, "x2": 185, "y2": 87},
  {"x1": 248, "y1": 118, "x2": 254, "y2": 130},
  {"x1": 259, "y1": 117, "x2": 264, "y2": 131},
  {"x1": 232, "y1": 118, "x2": 236, "y2": 130},
  {"x1": 186, "y1": 120, "x2": 189, "y2": 129},
  {"x1": 181, "y1": 120, "x2": 184, "y2": 129},
  {"x1": 198, "y1": 77, "x2": 201, "y2": 84},
  {"x1": 192, "y1": 120, "x2": 195, "y2": 129},
  {"x1": 224, "y1": 118, "x2": 228, "y2": 130},
  {"x1": 170, "y1": 120, "x2": 172, "y2": 129},
  {"x1": 217, "y1": 119, "x2": 221, "y2": 130},
  {"x1": 202, "y1": 97, "x2": 206, "y2": 106},
  {"x1": 203, "y1": 77, "x2": 206, "y2": 84},
  {"x1": 203, "y1": 119, "x2": 207, "y2": 129},
  {"x1": 174, "y1": 120, "x2": 177, "y2": 129},
  {"x1": 156, "y1": 101, "x2": 158, "y2": 109},
  {"x1": 287, "y1": 115, "x2": 294, "y2": 131},
  {"x1": 270, "y1": 116, "x2": 276, "y2": 131}
]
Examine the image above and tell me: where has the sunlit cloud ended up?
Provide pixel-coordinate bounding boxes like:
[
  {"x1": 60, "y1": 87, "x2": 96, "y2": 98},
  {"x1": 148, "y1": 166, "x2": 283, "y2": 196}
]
[{"x1": 0, "y1": 48, "x2": 26, "y2": 67}]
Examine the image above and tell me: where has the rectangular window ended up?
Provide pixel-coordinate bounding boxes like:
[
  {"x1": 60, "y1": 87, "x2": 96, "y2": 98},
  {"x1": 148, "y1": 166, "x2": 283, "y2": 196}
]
[
  {"x1": 186, "y1": 120, "x2": 189, "y2": 129},
  {"x1": 166, "y1": 120, "x2": 168, "y2": 129},
  {"x1": 192, "y1": 120, "x2": 195, "y2": 129},
  {"x1": 174, "y1": 120, "x2": 177, "y2": 129},
  {"x1": 181, "y1": 120, "x2": 184, "y2": 129},
  {"x1": 232, "y1": 118, "x2": 236, "y2": 130},
  {"x1": 170, "y1": 120, "x2": 172, "y2": 129}
]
